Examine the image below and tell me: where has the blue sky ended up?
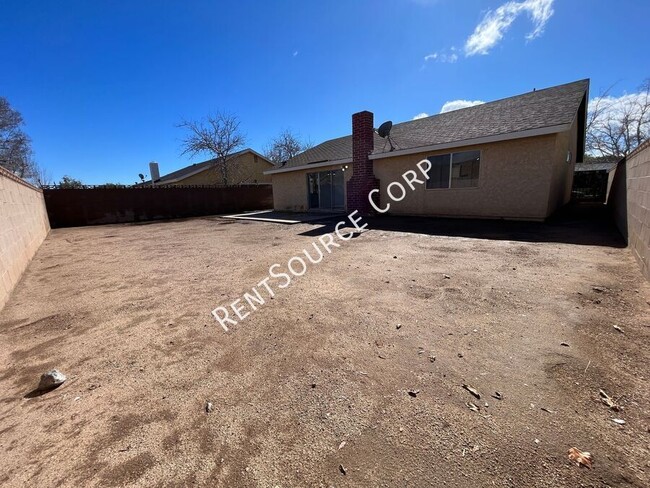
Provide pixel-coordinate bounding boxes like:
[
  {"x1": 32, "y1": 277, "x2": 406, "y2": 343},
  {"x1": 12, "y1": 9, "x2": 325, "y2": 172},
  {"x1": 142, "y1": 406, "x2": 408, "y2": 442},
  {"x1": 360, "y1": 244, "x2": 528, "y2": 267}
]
[{"x1": 1, "y1": 0, "x2": 648, "y2": 184}]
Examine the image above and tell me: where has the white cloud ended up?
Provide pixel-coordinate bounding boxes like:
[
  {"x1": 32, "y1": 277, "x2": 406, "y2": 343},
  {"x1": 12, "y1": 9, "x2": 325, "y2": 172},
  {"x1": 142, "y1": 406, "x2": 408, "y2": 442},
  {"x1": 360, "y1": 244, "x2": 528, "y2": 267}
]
[
  {"x1": 464, "y1": 0, "x2": 555, "y2": 56},
  {"x1": 292, "y1": 51, "x2": 299, "y2": 57},
  {"x1": 587, "y1": 89, "x2": 650, "y2": 154},
  {"x1": 413, "y1": 112, "x2": 429, "y2": 120},
  {"x1": 424, "y1": 47, "x2": 458, "y2": 63},
  {"x1": 440, "y1": 100, "x2": 485, "y2": 113},
  {"x1": 590, "y1": 92, "x2": 650, "y2": 121}
]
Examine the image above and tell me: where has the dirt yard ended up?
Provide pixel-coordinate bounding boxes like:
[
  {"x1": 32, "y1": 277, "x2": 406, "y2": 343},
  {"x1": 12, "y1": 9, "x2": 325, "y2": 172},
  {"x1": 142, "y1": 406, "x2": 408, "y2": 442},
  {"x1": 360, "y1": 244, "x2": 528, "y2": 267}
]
[{"x1": 0, "y1": 210, "x2": 648, "y2": 487}]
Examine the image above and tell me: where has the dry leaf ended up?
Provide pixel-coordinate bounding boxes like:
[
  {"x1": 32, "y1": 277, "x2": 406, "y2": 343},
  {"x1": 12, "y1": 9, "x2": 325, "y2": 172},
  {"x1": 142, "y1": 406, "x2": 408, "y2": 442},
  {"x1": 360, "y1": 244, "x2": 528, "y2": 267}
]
[{"x1": 568, "y1": 447, "x2": 593, "y2": 468}]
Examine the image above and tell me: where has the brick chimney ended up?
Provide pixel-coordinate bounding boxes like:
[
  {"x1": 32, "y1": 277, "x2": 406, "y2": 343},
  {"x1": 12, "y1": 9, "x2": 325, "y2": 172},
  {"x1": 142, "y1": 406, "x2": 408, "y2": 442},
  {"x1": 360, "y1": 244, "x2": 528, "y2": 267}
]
[{"x1": 346, "y1": 110, "x2": 379, "y2": 214}]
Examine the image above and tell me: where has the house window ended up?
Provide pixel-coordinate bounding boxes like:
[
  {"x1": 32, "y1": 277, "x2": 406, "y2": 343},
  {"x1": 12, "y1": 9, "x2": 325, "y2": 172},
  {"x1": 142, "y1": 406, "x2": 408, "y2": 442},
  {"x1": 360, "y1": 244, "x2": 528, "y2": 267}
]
[
  {"x1": 426, "y1": 150, "x2": 480, "y2": 189},
  {"x1": 427, "y1": 154, "x2": 451, "y2": 189}
]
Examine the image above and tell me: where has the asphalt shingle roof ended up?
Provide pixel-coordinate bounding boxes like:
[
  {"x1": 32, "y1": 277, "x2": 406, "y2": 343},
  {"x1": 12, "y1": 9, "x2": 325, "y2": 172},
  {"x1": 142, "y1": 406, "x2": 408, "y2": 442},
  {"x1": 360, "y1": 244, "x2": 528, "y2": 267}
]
[
  {"x1": 574, "y1": 162, "x2": 617, "y2": 172},
  {"x1": 151, "y1": 149, "x2": 257, "y2": 184},
  {"x1": 284, "y1": 79, "x2": 589, "y2": 169},
  {"x1": 155, "y1": 159, "x2": 217, "y2": 184}
]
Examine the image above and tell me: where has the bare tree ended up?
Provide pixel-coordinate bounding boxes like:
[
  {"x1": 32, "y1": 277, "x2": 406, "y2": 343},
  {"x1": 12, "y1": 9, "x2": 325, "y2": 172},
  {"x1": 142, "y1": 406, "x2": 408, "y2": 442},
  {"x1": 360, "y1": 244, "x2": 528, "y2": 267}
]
[
  {"x1": 34, "y1": 164, "x2": 53, "y2": 188},
  {"x1": 0, "y1": 96, "x2": 36, "y2": 179},
  {"x1": 178, "y1": 112, "x2": 246, "y2": 185},
  {"x1": 587, "y1": 79, "x2": 650, "y2": 158},
  {"x1": 264, "y1": 129, "x2": 312, "y2": 165}
]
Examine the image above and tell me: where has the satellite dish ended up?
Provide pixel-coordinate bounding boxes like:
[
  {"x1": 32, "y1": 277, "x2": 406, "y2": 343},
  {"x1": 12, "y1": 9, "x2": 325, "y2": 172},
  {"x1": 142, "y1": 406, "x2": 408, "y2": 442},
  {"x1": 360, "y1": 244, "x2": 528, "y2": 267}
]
[
  {"x1": 138, "y1": 173, "x2": 144, "y2": 180},
  {"x1": 377, "y1": 121, "x2": 393, "y2": 138},
  {"x1": 376, "y1": 120, "x2": 396, "y2": 151}
]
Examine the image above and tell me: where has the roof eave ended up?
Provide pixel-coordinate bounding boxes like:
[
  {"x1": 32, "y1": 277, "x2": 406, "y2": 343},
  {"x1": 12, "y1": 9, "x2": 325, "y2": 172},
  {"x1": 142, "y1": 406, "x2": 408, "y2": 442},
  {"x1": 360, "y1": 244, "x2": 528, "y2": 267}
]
[
  {"x1": 369, "y1": 124, "x2": 572, "y2": 161},
  {"x1": 265, "y1": 124, "x2": 572, "y2": 175},
  {"x1": 264, "y1": 158, "x2": 353, "y2": 175}
]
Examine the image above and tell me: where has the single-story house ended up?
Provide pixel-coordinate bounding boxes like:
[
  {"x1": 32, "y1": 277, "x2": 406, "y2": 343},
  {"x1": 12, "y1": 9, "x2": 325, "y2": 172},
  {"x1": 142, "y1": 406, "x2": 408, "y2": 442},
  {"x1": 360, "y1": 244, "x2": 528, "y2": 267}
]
[
  {"x1": 265, "y1": 79, "x2": 589, "y2": 221},
  {"x1": 145, "y1": 149, "x2": 274, "y2": 186}
]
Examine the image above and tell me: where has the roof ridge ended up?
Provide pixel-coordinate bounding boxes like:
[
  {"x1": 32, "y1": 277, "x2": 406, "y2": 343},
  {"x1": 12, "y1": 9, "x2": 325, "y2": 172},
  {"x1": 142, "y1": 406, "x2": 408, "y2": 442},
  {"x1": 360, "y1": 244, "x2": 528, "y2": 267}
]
[
  {"x1": 393, "y1": 79, "x2": 589, "y2": 128},
  {"x1": 282, "y1": 79, "x2": 589, "y2": 170}
]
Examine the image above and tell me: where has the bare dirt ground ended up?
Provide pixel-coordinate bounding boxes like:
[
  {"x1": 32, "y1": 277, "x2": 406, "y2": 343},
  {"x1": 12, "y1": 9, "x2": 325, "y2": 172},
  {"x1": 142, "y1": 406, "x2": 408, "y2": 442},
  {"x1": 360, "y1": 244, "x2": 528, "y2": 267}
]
[{"x1": 0, "y1": 207, "x2": 648, "y2": 487}]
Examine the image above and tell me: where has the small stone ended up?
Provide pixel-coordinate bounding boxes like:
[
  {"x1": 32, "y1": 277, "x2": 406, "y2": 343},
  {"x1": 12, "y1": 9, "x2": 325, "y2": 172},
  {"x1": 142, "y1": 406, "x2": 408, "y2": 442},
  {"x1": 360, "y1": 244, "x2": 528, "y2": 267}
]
[
  {"x1": 396, "y1": 323, "x2": 402, "y2": 329},
  {"x1": 443, "y1": 274, "x2": 451, "y2": 279},
  {"x1": 429, "y1": 355, "x2": 436, "y2": 362},
  {"x1": 339, "y1": 464, "x2": 347, "y2": 475},
  {"x1": 205, "y1": 402, "x2": 213, "y2": 413},
  {"x1": 37, "y1": 369, "x2": 67, "y2": 391},
  {"x1": 407, "y1": 389, "x2": 420, "y2": 398},
  {"x1": 457, "y1": 353, "x2": 464, "y2": 358}
]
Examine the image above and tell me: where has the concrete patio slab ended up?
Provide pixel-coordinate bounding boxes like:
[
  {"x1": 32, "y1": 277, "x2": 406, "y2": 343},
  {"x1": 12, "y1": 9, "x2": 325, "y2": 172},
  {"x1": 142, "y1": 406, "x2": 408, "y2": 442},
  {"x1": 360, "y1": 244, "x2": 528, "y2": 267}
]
[{"x1": 222, "y1": 209, "x2": 342, "y2": 224}]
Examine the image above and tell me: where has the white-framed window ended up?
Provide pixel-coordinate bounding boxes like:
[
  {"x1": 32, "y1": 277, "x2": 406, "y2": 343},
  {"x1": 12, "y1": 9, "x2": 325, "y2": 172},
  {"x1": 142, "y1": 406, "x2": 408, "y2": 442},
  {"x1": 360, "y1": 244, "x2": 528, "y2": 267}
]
[{"x1": 426, "y1": 150, "x2": 481, "y2": 189}]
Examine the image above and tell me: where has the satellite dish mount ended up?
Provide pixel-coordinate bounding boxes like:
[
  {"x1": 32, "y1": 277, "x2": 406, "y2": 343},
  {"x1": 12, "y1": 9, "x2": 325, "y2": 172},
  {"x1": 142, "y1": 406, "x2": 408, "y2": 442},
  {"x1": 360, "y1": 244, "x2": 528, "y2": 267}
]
[{"x1": 376, "y1": 120, "x2": 395, "y2": 151}]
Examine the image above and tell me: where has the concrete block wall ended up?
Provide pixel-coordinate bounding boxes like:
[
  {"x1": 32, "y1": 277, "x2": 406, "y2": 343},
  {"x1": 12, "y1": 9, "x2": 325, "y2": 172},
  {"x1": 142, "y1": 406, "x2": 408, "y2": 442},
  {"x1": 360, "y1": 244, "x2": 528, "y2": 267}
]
[
  {"x1": 0, "y1": 166, "x2": 50, "y2": 310},
  {"x1": 624, "y1": 141, "x2": 650, "y2": 279}
]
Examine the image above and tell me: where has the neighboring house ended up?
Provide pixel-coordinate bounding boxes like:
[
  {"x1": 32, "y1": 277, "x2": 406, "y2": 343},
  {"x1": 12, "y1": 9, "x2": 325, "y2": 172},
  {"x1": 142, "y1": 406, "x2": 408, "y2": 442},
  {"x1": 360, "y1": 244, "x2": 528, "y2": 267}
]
[
  {"x1": 146, "y1": 149, "x2": 274, "y2": 186},
  {"x1": 266, "y1": 79, "x2": 589, "y2": 221}
]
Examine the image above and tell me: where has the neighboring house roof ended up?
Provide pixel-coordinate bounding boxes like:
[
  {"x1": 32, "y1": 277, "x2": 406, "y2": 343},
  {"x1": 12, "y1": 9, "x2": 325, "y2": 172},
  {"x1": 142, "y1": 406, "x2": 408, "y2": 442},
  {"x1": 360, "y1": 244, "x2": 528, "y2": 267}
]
[
  {"x1": 272, "y1": 79, "x2": 589, "y2": 173},
  {"x1": 574, "y1": 162, "x2": 618, "y2": 173},
  {"x1": 145, "y1": 149, "x2": 273, "y2": 185}
]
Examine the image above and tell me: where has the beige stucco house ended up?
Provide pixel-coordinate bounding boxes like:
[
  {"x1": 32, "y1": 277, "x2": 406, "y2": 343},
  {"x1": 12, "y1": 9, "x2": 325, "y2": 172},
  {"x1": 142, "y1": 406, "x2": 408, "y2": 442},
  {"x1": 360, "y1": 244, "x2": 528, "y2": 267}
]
[
  {"x1": 150, "y1": 149, "x2": 274, "y2": 186},
  {"x1": 266, "y1": 79, "x2": 589, "y2": 221}
]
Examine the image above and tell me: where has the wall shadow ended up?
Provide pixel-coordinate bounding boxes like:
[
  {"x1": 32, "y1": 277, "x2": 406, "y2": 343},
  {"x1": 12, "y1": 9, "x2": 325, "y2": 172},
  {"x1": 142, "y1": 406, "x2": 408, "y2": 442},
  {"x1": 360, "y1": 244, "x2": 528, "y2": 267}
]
[{"x1": 297, "y1": 202, "x2": 626, "y2": 248}]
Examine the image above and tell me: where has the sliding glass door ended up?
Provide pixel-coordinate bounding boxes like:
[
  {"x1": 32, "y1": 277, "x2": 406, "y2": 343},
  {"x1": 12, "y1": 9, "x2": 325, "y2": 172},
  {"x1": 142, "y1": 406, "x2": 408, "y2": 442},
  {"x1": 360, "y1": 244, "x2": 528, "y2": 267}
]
[{"x1": 307, "y1": 169, "x2": 345, "y2": 210}]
